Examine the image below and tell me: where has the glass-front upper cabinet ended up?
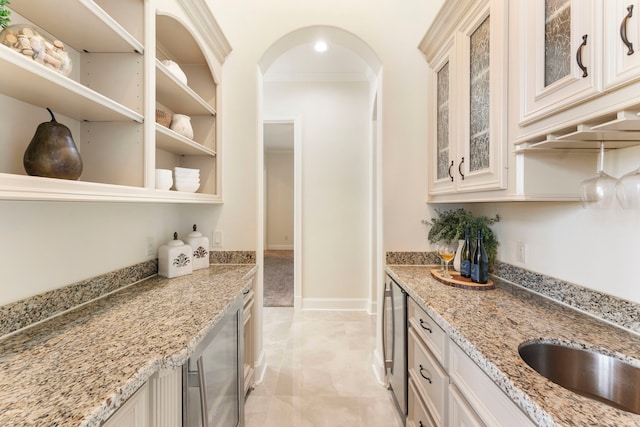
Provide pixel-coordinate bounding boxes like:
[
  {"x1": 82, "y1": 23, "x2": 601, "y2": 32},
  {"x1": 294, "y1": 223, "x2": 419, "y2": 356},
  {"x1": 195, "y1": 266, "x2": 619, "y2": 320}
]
[
  {"x1": 424, "y1": 0, "x2": 508, "y2": 198},
  {"x1": 520, "y1": 0, "x2": 602, "y2": 125}
]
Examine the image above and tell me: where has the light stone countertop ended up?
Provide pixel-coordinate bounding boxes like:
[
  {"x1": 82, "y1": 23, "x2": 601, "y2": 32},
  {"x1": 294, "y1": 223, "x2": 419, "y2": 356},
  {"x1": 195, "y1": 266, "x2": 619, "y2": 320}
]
[
  {"x1": 386, "y1": 265, "x2": 640, "y2": 427},
  {"x1": 0, "y1": 264, "x2": 257, "y2": 427}
]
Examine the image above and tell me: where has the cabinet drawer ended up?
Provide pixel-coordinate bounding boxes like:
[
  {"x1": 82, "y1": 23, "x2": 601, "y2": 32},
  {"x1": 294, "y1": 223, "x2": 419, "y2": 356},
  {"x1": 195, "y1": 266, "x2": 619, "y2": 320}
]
[
  {"x1": 408, "y1": 377, "x2": 437, "y2": 427},
  {"x1": 408, "y1": 327, "x2": 448, "y2": 426},
  {"x1": 408, "y1": 298, "x2": 447, "y2": 365}
]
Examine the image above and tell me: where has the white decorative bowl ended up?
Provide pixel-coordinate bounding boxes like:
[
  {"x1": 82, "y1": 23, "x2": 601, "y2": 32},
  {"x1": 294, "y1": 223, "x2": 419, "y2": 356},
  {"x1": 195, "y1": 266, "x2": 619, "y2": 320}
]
[
  {"x1": 161, "y1": 60, "x2": 188, "y2": 85},
  {"x1": 174, "y1": 181, "x2": 200, "y2": 192},
  {"x1": 155, "y1": 169, "x2": 173, "y2": 190},
  {"x1": 174, "y1": 167, "x2": 200, "y2": 177}
]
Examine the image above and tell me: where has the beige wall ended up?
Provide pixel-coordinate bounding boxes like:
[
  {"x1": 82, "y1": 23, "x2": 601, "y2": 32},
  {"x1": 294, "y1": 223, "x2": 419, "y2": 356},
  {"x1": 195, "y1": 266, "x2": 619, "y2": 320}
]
[{"x1": 265, "y1": 150, "x2": 294, "y2": 250}]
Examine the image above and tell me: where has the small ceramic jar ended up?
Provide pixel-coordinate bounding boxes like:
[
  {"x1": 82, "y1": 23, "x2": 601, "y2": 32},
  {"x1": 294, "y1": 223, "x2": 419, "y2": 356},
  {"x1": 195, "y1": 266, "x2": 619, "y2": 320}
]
[
  {"x1": 158, "y1": 232, "x2": 193, "y2": 278},
  {"x1": 170, "y1": 114, "x2": 194, "y2": 139},
  {"x1": 184, "y1": 224, "x2": 210, "y2": 270}
]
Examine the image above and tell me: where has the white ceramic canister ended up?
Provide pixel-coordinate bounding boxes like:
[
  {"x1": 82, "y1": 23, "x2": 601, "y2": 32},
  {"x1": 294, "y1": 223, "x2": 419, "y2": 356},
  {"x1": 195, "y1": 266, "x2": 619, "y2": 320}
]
[
  {"x1": 158, "y1": 232, "x2": 193, "y2": 278},
  {"x1": 170, "y1": 114, "x2": 194, "y2": 139},
  {"x1": 184, "y1": 224, "x2": 210, "y2": 270}
]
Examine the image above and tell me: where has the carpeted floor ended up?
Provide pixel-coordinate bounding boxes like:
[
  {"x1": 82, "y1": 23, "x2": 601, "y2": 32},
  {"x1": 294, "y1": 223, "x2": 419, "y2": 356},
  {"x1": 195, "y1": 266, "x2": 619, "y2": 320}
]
[{"x1": 263, "y1": 250, "x2": 294, "y2": 307}]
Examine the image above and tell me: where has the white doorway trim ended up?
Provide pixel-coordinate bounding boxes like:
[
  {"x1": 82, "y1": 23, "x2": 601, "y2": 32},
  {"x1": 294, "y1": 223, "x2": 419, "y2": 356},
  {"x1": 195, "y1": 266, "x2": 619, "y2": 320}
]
[{"x1": 263, "y1": 116, "x2": 302, "y2": 310}]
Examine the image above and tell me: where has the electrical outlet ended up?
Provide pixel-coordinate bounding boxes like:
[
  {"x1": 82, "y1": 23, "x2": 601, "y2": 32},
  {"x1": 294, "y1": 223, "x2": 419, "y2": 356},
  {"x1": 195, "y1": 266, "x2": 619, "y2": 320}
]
[
  {"x1": 147, "y1": 236, "x2": 155, "y2": 256},
  {"x1": 213, "y1": 230, "x2": 223, "y2": 248},
  {"x1": 516, "y1": 241, "x2": 527, "y2": 263}
]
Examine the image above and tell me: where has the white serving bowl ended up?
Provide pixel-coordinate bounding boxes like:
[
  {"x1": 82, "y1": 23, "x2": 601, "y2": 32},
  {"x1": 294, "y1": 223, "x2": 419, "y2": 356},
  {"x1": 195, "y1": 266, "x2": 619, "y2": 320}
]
[
  {"x1": 155, "y1": 169, "x2": 173, "y2": 190},
  {"x1": 174, "y1": 181, "x2": 200, "y2": 192},
  {"x1": 174, "y1": 167, "x2": 199, "y2": 177},
  {"x1": 174, "y1": 177, "x2": 200, "y2": 184}
]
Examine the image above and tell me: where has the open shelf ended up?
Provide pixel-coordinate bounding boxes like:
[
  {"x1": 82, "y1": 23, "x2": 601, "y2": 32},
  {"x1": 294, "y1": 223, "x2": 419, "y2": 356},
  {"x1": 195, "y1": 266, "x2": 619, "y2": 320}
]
[
  {"x1": 155, "y1": 124, "x2": 217, "y2": 156},
  {"x1": 0, "y1": 48, "x2": 143, "y2": 123},
  {"x1": 156, "y1": 60, "x2": 216, "y2": 116},
  {"x1": 8, "y1": 0, "x2": 143, "y2": 53}
]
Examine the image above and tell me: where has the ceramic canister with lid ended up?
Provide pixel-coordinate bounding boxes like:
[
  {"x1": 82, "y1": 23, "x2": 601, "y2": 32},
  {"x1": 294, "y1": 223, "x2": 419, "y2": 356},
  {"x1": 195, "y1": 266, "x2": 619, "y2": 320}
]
[
  {"x1": 158, "y1": 232, "x2": 193, "y2": 278},
  {"x1": 184, "y1": 224, "x2": 209, "y2": 270}
]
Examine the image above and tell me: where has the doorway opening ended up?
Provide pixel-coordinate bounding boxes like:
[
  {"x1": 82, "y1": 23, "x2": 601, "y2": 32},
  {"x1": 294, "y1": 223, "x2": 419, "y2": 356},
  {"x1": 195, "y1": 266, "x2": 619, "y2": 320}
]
[{"x1": 263, "y1": 121, "x2": 296, "y2": 307}]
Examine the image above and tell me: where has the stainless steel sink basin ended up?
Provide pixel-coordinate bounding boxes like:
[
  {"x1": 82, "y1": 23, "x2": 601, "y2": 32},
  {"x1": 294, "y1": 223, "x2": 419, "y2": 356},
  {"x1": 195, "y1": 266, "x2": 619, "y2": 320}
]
[{"x1": 518, "y1": 341, "x2": 640, "y2": 414}]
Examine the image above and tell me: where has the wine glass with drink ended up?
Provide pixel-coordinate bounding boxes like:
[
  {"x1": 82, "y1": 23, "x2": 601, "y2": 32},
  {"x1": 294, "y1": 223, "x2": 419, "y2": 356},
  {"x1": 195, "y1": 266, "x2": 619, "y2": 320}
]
[{"x1": 440, "y1": 244, "x2": 455, "y2": 279}]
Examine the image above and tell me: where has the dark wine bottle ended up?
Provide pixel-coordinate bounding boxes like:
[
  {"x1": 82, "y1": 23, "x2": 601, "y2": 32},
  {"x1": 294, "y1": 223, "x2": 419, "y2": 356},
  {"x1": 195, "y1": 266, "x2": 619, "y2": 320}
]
[
  {"x1": 471, "y1": 229, "x2": 489, "y2": 284},
  {"x1": 460, "y1": 227, "x2": 472, "y2": 278}
]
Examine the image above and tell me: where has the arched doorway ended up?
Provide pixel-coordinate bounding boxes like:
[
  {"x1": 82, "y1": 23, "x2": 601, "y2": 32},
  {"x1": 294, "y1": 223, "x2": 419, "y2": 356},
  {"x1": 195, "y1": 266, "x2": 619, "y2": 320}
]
[{"x1": 257, "y1": 26, "x2": 383, "y2": 315}]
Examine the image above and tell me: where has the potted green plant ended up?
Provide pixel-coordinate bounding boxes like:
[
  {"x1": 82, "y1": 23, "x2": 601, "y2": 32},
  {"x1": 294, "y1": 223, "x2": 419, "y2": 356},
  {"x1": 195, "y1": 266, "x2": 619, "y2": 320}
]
[
  {"x1": 422, "y1": 208, "x2": 500, "y2": 269},
  {"x1": 0, "y1": 0, "x2": 10, "y2": 30}
]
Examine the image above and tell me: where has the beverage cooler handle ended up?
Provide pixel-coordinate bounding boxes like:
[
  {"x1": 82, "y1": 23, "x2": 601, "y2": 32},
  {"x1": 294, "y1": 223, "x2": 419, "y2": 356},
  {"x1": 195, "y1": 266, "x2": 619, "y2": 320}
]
[
  {"x1": 195, "y1": 357, "x2": 209, "y2": 427},
  {"x1": 382, "y1": 284, "x2": 393, "y2": 372}
]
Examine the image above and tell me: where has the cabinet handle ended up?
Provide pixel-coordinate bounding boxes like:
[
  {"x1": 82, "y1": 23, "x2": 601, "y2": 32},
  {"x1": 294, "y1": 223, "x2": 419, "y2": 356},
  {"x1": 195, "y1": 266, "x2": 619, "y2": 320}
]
[
  {"x1": 419, "y1": 422, "x2": 425, "y2": 427},
  {"x1": 458, "y1": 157, "x2": 465, "y2": 180},
  {"x1": 419, "y1": 364, "x2": 432, "y2": 384},
  {"x1": 621, "y1": 5, "x2": 635, "y2": 55},
  {"x1": 448, "y1": 160, "x2": 454, "y2": 182},
  {"x1": 419, "y1": 318, "x2": 432, "y2": 333},
  {"x1": 576, "y1": 34, "x2": 588, "y2": 77}
]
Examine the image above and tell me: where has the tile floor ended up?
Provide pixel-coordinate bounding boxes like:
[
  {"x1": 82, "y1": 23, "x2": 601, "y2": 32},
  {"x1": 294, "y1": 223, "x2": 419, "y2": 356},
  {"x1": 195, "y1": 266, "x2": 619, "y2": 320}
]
[{"x1": 244, "y1": 307, "x2": 404, "y2": 427}]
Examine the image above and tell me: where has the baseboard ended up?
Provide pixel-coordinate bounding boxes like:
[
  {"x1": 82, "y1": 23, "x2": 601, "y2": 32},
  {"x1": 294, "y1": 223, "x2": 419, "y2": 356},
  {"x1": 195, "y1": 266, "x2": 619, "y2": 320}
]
[
  {"x1": 301, "y1": 297, "x2": 369, "y2": 311},
  {"x1": 265, "y1": 244, "x2": 294, "y2": 250},
  {"x1": 372, "y1": 347, "x2": 387, "y2": 386}
]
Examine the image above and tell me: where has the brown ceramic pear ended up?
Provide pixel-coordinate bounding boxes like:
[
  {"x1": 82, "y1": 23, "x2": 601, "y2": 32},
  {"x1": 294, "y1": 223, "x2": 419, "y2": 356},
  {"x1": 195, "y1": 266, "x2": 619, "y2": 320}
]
[{"x1": 23, "y1": 108, "x2": 83, "y2": 180}]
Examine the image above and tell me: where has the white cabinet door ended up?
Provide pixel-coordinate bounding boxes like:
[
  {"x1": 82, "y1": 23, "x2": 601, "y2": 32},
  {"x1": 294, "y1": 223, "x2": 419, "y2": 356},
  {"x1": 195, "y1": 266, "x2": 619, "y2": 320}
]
[
  {"x1": 104, "y1": 383, "x2": 150, "y2": 427},
  {"x1": 604, "y1": 0, "x2": 640, "y2": 90},
  {"x1": 449, "y1": 385, "x2": 484, "y2": 427},
  {"x1": 520, "y1": 0, "x2": 602, "y2": 125},
  {"x1": 448, "y1": 341, "x2": 535, "y2": 427}
]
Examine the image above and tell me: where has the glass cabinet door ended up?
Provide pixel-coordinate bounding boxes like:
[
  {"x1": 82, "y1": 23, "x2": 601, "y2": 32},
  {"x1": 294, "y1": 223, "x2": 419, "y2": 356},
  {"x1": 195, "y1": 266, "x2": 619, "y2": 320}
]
[
  {"x1": 520, "y1": 0, "x2": 602, "y2": 125},
  {"x1": 429, "y1": 42, "x2": 456, "y2": 195},
  {"x1": 456, "y1": 0, "x2": 507, "y2": 193}
]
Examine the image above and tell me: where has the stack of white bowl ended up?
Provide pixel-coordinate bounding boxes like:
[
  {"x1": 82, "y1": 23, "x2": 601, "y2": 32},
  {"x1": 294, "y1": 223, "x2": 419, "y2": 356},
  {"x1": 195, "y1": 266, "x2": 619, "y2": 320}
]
[
  {"x1": 155, "y1": 169, "x2": 173, "y2": 190},
  {"x1": 173, "y1": 167, "x2": 200, "y2": 192}
]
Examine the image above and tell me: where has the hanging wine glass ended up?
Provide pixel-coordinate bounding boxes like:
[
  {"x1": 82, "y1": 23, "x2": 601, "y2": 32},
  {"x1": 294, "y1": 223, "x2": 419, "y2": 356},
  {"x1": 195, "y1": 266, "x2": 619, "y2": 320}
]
[
  {"x1": 616, "y1": 167, "x2": 640, "y2": 209},
  {"x1": 578, "y1": 142, "x2": 617, "y2": 209}
]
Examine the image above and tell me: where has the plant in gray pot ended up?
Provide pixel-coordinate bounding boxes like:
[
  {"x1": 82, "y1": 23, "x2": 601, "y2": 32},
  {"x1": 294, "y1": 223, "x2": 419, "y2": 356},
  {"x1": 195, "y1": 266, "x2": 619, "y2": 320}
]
[{"x1": 422, "y1": 208, "x2": 500, "y2": 271}]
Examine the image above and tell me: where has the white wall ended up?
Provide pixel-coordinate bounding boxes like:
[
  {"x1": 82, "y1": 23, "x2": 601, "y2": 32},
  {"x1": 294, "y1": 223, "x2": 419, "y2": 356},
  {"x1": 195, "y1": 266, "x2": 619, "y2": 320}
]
[
  {"x1": 264, "y1": 81, "x2": 371, "y2": 306},
  {"x1": 265, "y1": 150, "x2": 294, "y2": 249},
  {"x1": 0, "y1": 201, "x2": 220, "y2": 305},
  {"x1": 209, "y1": 0, "x2": 444, "y2": 254}
]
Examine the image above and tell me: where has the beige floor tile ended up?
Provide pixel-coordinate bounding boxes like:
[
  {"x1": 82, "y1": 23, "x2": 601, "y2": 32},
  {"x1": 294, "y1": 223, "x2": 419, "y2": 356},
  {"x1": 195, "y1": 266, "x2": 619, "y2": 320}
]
[{"x1": 245, "y1": 307, "x2": 403, "y2": 427}]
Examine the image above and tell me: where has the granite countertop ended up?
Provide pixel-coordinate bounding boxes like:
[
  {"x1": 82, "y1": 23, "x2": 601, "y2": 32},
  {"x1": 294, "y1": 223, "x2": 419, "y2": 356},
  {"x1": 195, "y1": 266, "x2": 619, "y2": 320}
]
[
  {"x1": 386, "y1": 265, "x2": 640, "y2": 427},
  {"x1": 0, "y1": 264, "x2": 257, "y2": 427}
]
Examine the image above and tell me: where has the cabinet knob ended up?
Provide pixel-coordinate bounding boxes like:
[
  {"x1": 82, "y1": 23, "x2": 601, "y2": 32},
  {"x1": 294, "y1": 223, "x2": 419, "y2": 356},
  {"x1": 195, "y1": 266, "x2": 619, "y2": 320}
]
[{"x1": 621, "y1": 5, "x2": 635, "y2": 56}]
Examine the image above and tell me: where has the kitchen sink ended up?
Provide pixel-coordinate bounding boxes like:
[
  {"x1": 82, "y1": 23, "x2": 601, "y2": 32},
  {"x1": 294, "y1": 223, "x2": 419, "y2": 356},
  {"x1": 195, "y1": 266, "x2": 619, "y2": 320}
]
[{"x1": 518, "y1": 341, "x2": 640, "y2": 414}]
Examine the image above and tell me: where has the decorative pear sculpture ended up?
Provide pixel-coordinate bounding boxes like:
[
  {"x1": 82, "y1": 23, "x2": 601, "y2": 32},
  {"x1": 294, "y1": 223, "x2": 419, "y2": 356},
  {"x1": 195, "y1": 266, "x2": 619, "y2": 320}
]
[{"x1": 23, "y1": 108, "x2": 83, "y2": 180}]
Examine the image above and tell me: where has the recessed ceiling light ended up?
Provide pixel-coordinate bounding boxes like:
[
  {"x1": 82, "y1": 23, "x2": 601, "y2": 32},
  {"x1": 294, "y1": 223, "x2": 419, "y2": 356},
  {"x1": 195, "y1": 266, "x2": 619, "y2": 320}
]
[{"x1": 314, "y1": 40, "x2": 328, "y2": 52}]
